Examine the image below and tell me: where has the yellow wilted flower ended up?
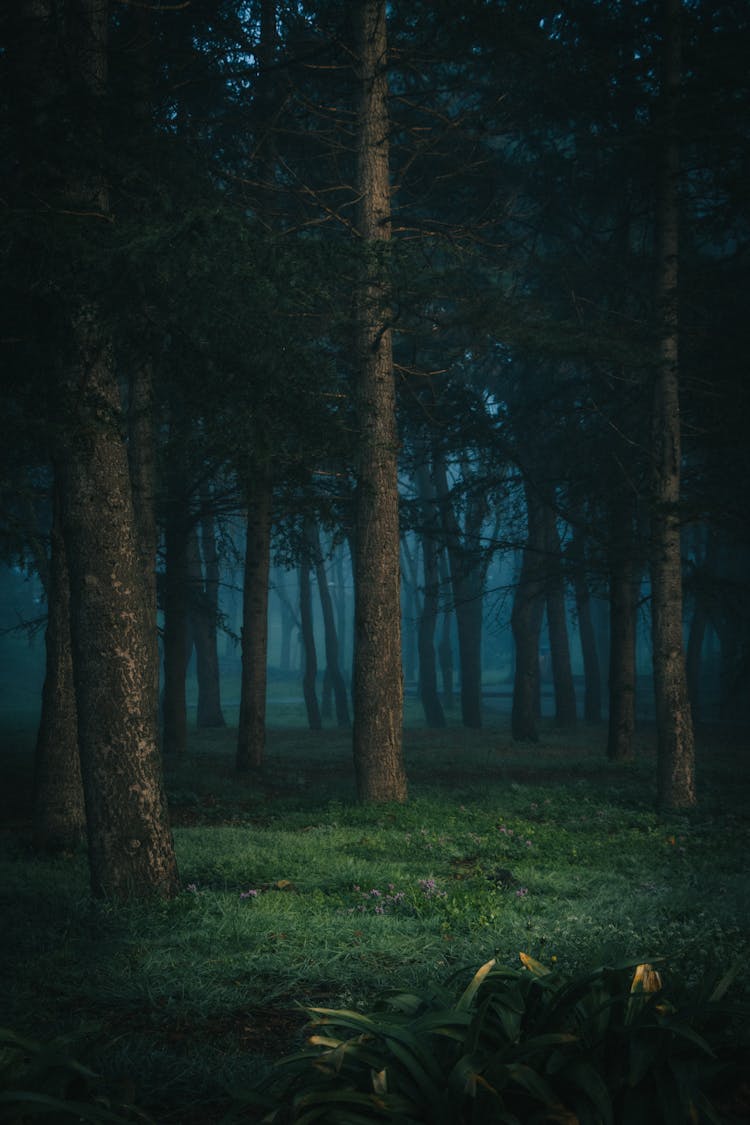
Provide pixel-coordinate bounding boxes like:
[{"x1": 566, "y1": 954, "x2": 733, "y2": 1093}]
[{"x1": 631, "y1": 962, "x2": 663, "y2": 993}]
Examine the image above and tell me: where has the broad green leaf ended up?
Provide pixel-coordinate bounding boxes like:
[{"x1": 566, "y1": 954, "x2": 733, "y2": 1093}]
[
  {"x1": 708, "y1": 961, "x2": 742, "y2": 1003},
  {"x1": 561, "y1": 1060, "x2": 613, "y2": 1125},
  {"x1": 0, "y1": 1089, "x2": 135, "y2": 1124}
]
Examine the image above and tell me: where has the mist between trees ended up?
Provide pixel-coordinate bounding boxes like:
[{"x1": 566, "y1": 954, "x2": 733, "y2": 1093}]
[{"x1": 1, "y1": 0, "x2": 748, "y2": 898}]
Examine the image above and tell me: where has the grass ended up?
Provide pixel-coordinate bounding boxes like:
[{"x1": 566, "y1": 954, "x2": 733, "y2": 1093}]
[{"x1": 1, "y1": 700, "x2": 749, "y2": 1122}]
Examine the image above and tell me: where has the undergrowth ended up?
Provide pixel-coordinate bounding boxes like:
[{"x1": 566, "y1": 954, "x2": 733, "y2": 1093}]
[{"x1": 1, "y1": 718, "x2": 748, "y2": 1121}]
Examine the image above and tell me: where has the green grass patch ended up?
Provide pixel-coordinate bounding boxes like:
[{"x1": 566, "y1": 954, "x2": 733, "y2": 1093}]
[{"x1": 1, "y1": 717, "x2": 748, "y2": 1121}]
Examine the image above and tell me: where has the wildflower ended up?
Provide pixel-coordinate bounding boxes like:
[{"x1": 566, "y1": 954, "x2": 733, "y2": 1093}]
[
  {"x1": 240, "y1": 889, "x2": 259, "y2": 899},
  {"x1": 185, "y1": 883, "x2": 198, "y2": 894},
  {"x1": 353, "y1": 885, "x2": 360, "y2": 891},
  {"x1": 526, "y1": 840, "x2": 533, "y2": 848},
  {"x1": 369, "y1": 888, "x2": 381, "y2": 897},
  {"x1": 515, "y1": 887, "x2": 529, "y2": 898}
]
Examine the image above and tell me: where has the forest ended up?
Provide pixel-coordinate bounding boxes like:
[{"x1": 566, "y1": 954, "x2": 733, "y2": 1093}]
[{"x1": 1, "y1": 1, "x2": 749, "y2": 1122}]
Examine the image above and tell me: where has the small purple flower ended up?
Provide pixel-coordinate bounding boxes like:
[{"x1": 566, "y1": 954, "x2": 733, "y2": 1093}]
[
  {"x1": 526, "y1": 840, "x2": 533, "y2": 848},
  {"x1": 353, "y1": 885, "x2": 360, "y2": 892},
  {"x1": 240, "y1": 888, "x2": 259, "y2": 900},
  {"x1": 515, "y1": 887, "x2": 529, "y2": 898},
  {"x1": 185, "y1": 883, "x2": 198, "y2": 894},
  {"x1": 369, "y1": 888, "x2": 381, "y2": 897}
]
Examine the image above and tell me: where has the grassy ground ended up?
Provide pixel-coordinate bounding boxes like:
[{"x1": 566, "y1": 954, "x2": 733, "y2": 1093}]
[{"x1": 1, "y1": 699, "x2": 749, "y2": 1122}]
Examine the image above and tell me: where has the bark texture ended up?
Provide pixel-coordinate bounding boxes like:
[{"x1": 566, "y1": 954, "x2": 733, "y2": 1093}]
[
  {"x1": 542, "y1": 503, "x2": 577, "y2": 729},
  {"x1": 59, "y1": 311, "x2": 178, "y2": 898},
  {"x1": 237, "y1": 475, "x2": 272, "y2": 770},
  {"x1": 299, "y1": 555, "x2": 322, "y2": 730},
  {"x1": 351, "y1": 0, "x2": 407, "y2": 803},
  {"x1": 307, "y1": 518, "x2": 350, "y2": 727},
  {"x1": 570, "y1": 526, "x2": 602, "y2": 722},
  {"x1": 607, "y1": 503, "x2": 638, "y2": 762},
  {"x1": 54, "y1": 0, "x2": 177, "y2": 899},
  {"x1": 511, "y1": 484, "x2": 546, "y2": 741},
  {"x1": 415, "y1": 462, "x2": 446, "y2": 728},
  {"x1": 33, "y1": 480, "x2": 86, "y2": 853},
  {"x1": 650, "y1": 0, "x2": 695, "y2": 808}
]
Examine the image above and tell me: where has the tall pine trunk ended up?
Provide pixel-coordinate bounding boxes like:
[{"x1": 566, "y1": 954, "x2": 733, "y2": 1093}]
[
  {"x1": 191, "y1": 497, "x2": 225, "y2": 728},
  {"x1": 55, "y1": 0, "x2": 177, "y2": 899},
  {"x1": 511, "y1": 482, "x2": 546, "y2": 741},
  {"x1": 570, "y1": 525, "x2": 602, "y2": 722},
  {"x1": 650, "y1": 0, "x2": 695, "y2": 807},
  {"x1": 351, "y1": 0, "x2": 407, "y2": 802},
  {"x1": 162, "y1": 471, "x2": 190, "y2": 758},
  {"x1": 33, "y1": 478, "x2": 86, "y2": 853},
  {"x1": 415, "y1": 462, "x2": 446, "y2": 728},
  {"x1": 299, "y1": 555, "x2": 322, "y2": 730},
  {"x1": 542, "y1": 503, "x2": 577, "y2": 729},
  {"x1": 237, "y1": 475, "x2": 272, "y2": 770},
  {"x1": 307, "y1": 517, "x2": 350, "y2": 728},
  {"x1": 607, "y1": 498, "x2": 638, "y2": 762}
]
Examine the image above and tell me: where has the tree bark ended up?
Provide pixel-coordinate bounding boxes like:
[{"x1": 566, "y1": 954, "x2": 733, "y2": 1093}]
[
  {"x1": 33, "y1": 477, "x2": 86, "y2": 853},
  {"x1": 607, "y1": 501, "x2": 637, "y2": 762},
  {"x1": 237, "y1": 474, "x2": 272, "y2": 770},
  {"x1": 415, "y1": 462, "x2": 446, "y2": 728},
  {"x1": 570, "y1": 525, "x2": 602, "y2": 722},
  {"x1": 511, "y1": 482, "x2": 546, "y2": 741},
  {"x1": 299, "y1": 556, "x2": 322, "y2": 730},
  {"x1": 191, "y1": 493, "x2": 225, "y2": 728},
  {"x1": 433, "y1": 454, "x2": 488, "y2": 729},
  {"x1": 307, "y1": 517, "x2": 350, "y2": 728},
  {"x1": 542, "y1": 503, "x2": 577, "y2": 729},
  {"x1": 351, "y1": 0, "x2": 407, "y2": 802},
  {"x1": 650, "y1": 0, "x2": 695, "y2": 808},
  {"x1": 437, "y1": 551, "x2": 455, "y2": 709},
  {"x1": 162, "y1": 467, "x2": 190, "y2": 758},
  {"x1": 53, "y1": 0, "x2": 177, "y2": 899}
]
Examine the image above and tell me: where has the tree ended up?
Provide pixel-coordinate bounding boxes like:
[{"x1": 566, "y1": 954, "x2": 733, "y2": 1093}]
[
  {"x1": 650, "y1": 0, "x2": 695, "y2": 808},
  {"x1": 351, "y1": 0, "x2": 408, "y2": 803},
  {"x1": 32, "y1": 480, "x2": 85, "y2": 853},
  {"x1": 48, "y1": 0, "x2": 178, "y2": 897}
]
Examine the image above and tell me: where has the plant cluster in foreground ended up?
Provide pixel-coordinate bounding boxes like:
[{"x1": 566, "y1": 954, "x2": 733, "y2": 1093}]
[{"x1": 237, "y1": 956, "x2": 749, "y2": 1125}]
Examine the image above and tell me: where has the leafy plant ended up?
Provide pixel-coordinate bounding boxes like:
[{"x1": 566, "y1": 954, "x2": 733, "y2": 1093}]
[
  {"x1": 0, "y1": 1027, "x2": 148, "y2": 1123},
  {"x1": 239, "y1": 956, "x2": 748, "y2": 1124}
]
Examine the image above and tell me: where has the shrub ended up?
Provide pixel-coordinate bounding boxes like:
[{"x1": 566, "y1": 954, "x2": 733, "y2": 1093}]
[
  {"x1": 238, "y1": 956, "x2": 749, "y2": 1124},
  {"x1": 0, "y1": 1027, "x2": 148, "y2": 1123}
]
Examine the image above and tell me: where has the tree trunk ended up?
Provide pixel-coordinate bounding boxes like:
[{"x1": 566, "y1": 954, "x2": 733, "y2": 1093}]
[
  {"x1": 415, "y1": 463, "x2": 446, "y2": 728},
  {"x1": 607, "y1": 510, "x2": 637, "y2": 762},
  {"x1": 511, "y1": 482, "x2": 546, "y2": 741},
  {"x1": 191, "y1": 495, "x2": 225, "y2": 728},
  {"x1": 351, "y1": 0, "x2": 407, "y2": 802},
  {"x1": 438, "y1": 550, "x2": 455, "y2": 709},
  {"x1": 433, "y1": 454, "x2": 487, "y2": 729},
  {"x1": 54, "y1": 0, "x2": 177, "y2": 900},
  {"x1": 570, "y1": 526, "x2": 602, "y2": 722},
  {"x1": 33, "y1": 477, "x2": 86, "y2": 853},
  {"x1": 542, "y1": 503, "x2": 577, "y2": 729},
  {"x1": 307, "y1": 517, "x2": 350, "y2": 727},
  {"x1": 299, "y1": 557, "x2": 322, "y2": 730},
  {"x1": 650, "y1": 0, "x2": 695, "y2": 808},
  {"x1": 162, "y1": 471, "x2": 190, "y2": 758},
  {"x1": 237, "y1": 474, "x2": 272, "y2": 770}
]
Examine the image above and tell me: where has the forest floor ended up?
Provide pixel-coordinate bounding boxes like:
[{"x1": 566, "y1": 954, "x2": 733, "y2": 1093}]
[{"x1": 1, "y1": 709, "x2": 749, "y2": 1122}]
